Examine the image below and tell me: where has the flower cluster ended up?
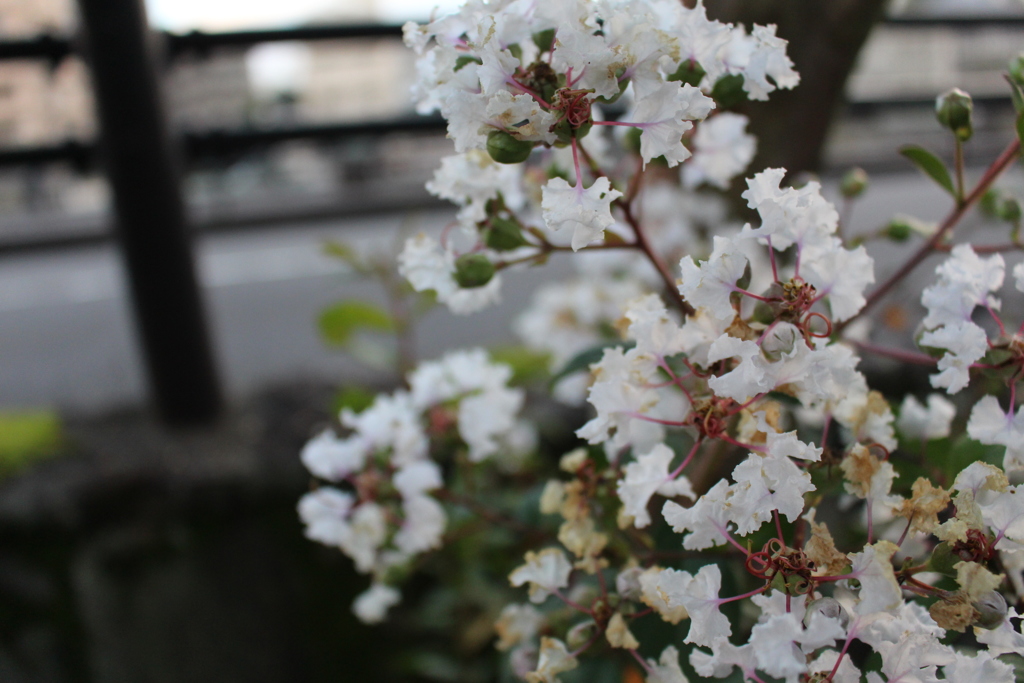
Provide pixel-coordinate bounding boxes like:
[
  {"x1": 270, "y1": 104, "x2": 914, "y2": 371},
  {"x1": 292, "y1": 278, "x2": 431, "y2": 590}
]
[
  {"x1": 298, "y1": 348, "x2": 532, "y2": 622},
  {"x1": 297, "y1": 0, "x2": 1024, "y2": 681},
  {"x1": 399, "y1": 0, "x2": 782, "y2": 315}
]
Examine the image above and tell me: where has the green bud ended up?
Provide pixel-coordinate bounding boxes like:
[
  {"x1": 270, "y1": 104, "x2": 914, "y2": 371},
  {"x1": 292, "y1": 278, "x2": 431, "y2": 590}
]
[
  {"x1": 484, "y1": 216, "x2": 528, "y2": 251},
  {"x1": 936, "y1": 88, "x2": 973, "y2": 141},
  {"x1": 486, "y1": 130, "x2": 533, "y2": 164},
  {"x1": 532, "y1": 28, "x2": 556, "y2": 54},
  {"x1": 972, "y1": 590, "x2": 1008, "y2": 630},
  {"x1": 667, "y1": 59, "x2": 706, "y2": 87},
  {"x1": 552, "y1": 117, "x2": 593, "y2": 144},
  {"x1": 803, "y1": 597, "x2": 850, "y2": 629},
  {"x1": 927, "y1": 541, "x2": 958, "y2": 577},
  {"x1": 453, "y1": 253, "x2": 495, "y2": 288},
  {"x1": 840, "y1": 167, "x2": 869, "y2": 199},
  {"x1": 711, "y1": 74, "x2": 747, "y2": 109},
  {"x1": 885, "y1": 218, "x2": 913, "y2": 242},
  {"x1": 997, "y1": 196, "x2": 1022, "y2": 223}
]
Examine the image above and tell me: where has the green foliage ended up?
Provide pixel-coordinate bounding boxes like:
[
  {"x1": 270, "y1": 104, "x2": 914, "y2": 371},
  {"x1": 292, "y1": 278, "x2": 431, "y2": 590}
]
[
  {"x1": 667, "y1": 59, "x2": 706, "y2": 87},
  {"x1": 332, "y1": 386, "x2": 376, "y2": 415},
  {"x1": 489, "y1": 346, "x2": 552, "y2": 386},
  {"x1": 710, "y1": 74, "x2": 747, "y2": 109},
  {"x1": 0, "y1": 410, "x2": 63, "y2": 476},
  {"x1": 318, "y1": 301, "x2": 395, "y2": 347},
  {"x1": 899, "y1": 145, "x2": 955, "y2": 198}
]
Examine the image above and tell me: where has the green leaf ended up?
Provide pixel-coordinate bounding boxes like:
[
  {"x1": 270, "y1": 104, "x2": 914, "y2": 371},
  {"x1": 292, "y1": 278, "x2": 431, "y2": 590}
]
[
  {"x1": 1017, "y1": 109, "x2": 1024, "y2": 146},
  {"x1": 899, "y1": 145, "x2": 955, "y2": 197},
  {"x1": 0, "y1": 411, "x2": 62, "y2": 475},
  {"x1": 489, "y1": 346, "x2": 551, "y2": 385},
  {"x1": 550, "y1": 341, "x2": 634, "y2": 386},
  {"x1": 318, "y1": 300, "x2": 394, "y2": 346},
  {"x1": 332, "y1": 386, "x2": 375, "y2": 415},
  {"x1": 322, "y1": 240, "x2": 369, "y2": 273}
]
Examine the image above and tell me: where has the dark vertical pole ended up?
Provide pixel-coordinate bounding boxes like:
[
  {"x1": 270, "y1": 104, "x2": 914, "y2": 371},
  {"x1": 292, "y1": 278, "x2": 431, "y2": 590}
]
[{"x1": 76, "y1": 0, "x2": 222, "y2": 425}]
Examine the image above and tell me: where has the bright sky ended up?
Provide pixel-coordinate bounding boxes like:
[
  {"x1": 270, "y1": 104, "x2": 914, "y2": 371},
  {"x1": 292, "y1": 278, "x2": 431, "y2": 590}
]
[{"x1": 145, "y1": 0, "x2": 465, "y2": 31}]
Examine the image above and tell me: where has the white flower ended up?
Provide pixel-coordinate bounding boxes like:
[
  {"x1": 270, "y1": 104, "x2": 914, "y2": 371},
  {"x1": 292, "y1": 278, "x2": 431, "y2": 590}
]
[
  {"x1": 393, "y1": 461, "x2": 443, "y2": 499},
  {"x1": 426, "y1": 151, "x2": 525, "y2": 225},
  {"x1": 942, "y1": 650, "x2": 1016, "y2": 683},
  {"x1": 975, "y1": 609, "x2": 1024, "y2": 657},
  {"x1": 495, "y1": 603, "x2": 545, "y2": 651},
  {"x1": 920, "y1": 320, "x2": 988, "y2": 394},
  {"x1": 618, "y1": 443, "x2": 695, "y2": 528},
  {"x1": 800, "y1": 239, "x2": 875, "y2": 323},
  {"x1": 682, "y1": 113, "x2": 756, "y2": 190},
  {"x1": 729, "y1": 450, "x2": 814, "y2": 534},
  {"x1": 921, "y1": 244, "x2": 1004, "y2": 329},
  {"x1": 509, "y1": 548, "x2": 573, "y2": 604},
  {"x1": 897, "y1": 394, "x2": 956, "y2": 441},
  {"x1": 967, "y1": 395, "x2": 1024, "y2": 472},
  {"x1": 342, "y1": 390, "x2": 427, "y2": 466},
  {"x1": 393, "y1": 494, "x2": 447, "y2": 555},
  {"x1": 740, "y1": 24, "x2": 800, "y2": 101},
  {"x1": 645, "y1": 645, "x2": 689, "y2": 683},
  {"x1": 352, "y1": 583, "x2": 401, "y2": 624},
  {"x1": 299, "y1": 490, "x2": 388, "y2": 573},
  {"x1": 663, "y1": 479, "x2": 734, "y2": 550},
  {"x1": 741, "y1": 168, "x2": 838, "y2": 253},
  {"x1": 689, "y1": 637, "x2": 757, "y2": 680},
  {"x1": 629, "y1": 82, "x2": 714, "y2": 168},
  {"x1": 525, "y1": 637, "x2": 578, "y2": 683},
  {"x1": 750, "y1": 613, "x2": 810, "y2": 681},
  {"x1": 541, "y1": 177, "x2": 623, "y2": 251},
  {"x1": 664, "y1": 563, "x2": 731, "y2": 647},
  {"x1": 300, "y1": 429, "x2": 367, "y2": 481},
  {"x1": 1014, "y1": 261, "x2": 1024, "y2": 293},
  {"x1": 678, "y1": 235, "x2": 749, "y2": 323},
  {"x1": 850, "y1": 540, "x2": 902, "y2": 616}
]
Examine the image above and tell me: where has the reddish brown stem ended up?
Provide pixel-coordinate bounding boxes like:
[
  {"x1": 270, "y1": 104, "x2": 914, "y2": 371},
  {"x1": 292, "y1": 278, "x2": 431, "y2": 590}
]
[
  {"x1": 835, "y1": 138, "x2": 1021, "y2": 335},
  {"x1": 618, "y1": 199, "x2": 695, "y2": 316}
]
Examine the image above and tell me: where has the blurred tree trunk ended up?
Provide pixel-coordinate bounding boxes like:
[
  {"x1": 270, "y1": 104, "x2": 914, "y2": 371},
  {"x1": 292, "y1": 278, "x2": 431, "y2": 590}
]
[{"x1": 704, "y1": 0, "x2": 890, "y2": 175}]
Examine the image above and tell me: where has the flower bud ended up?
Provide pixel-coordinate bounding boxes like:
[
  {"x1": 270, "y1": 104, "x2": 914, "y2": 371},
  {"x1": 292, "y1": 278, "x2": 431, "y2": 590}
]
[
  {"x1": 998, "y1": 197, "x2": 1022, "y2": 223},
  {"x1": 487, "y1": 130, "x2": 534, "y2": 164},
  {"x1": 927, "y1": 541, "x2": 959, "y2": 577},
  {"x1": 884, "y1": 217, "x2": 913, "y2": 242},
  {"x1": 803, "y1": 597, "x2": 850, "y2": 629},
  {"x1": 935, "y1": 88, "x2": 973, "y2": 141},
  {"x1": 485, "y1": 216, "x2": 529, "y2": 251},
  {"x1": 972, "y1": 590, "x2": 1008, "y2": 630},
  {"x1": 840, "y1": 167, "x2": 869, "y2": 199},
  {"x1": 453, "y1": 253, "x2": 495, "y2": 288}
]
